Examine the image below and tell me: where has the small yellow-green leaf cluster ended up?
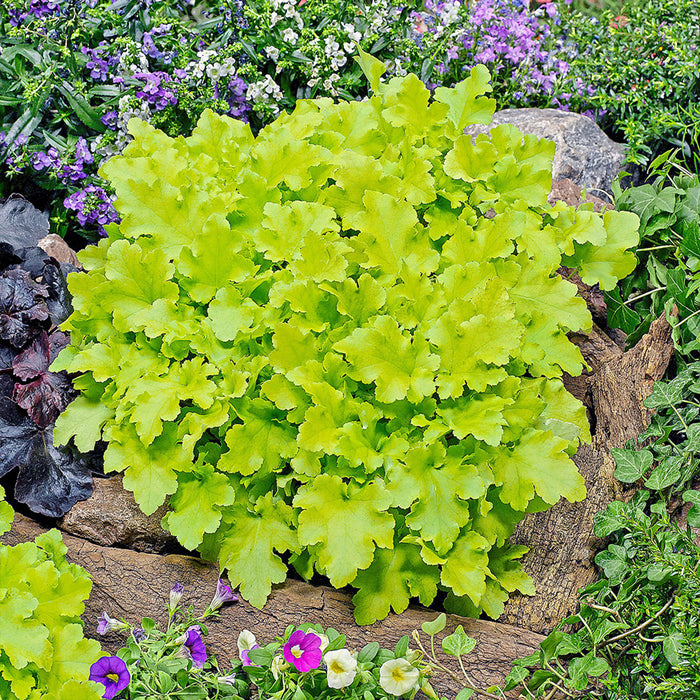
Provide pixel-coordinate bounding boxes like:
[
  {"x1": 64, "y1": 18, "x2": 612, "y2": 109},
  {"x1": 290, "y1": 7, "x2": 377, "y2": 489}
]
[
  {"x1": 0, "y1": 487, "x2": 103, "y2": 699},
  {"x1": 54, "y1": 52, "x2": 639, "y2": 623}
]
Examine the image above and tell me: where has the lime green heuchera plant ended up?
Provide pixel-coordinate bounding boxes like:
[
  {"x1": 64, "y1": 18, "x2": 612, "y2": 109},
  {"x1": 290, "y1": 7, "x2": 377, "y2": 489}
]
[
  {"x1": 0, "y1": 486, "x2": 104, "y2": 700},
  {"x1": 52, "y1": 48, "x2": 639, "y2": 623}
]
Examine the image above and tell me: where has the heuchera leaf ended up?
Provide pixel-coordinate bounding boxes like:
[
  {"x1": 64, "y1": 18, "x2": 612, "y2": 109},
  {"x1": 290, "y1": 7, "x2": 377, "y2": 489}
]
[
  {"x1": 0, "y1": 269, "x2": 49, "y2": 348},
  {"x1": 0, "y1": 398, "x2": 94, "y2": 517},
  {"x1": 57, "y1": 64, "x2": 638, "y2": 622}
]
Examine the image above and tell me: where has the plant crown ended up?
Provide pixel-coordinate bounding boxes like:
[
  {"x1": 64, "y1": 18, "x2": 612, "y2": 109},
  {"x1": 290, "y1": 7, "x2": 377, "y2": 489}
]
[
  {"x1": 0, "y1": 486, "x2": 103, "y2": 700},
  {"x1": 54, "y1": 52, "x2": 639, "y2": 622}
]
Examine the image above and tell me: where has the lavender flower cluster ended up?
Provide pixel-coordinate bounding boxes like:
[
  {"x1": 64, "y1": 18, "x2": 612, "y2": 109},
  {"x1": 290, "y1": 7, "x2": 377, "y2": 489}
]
[
  {"x1": 1, "y1": 0, "x2": 255, "y2": 239},
  {"x1": 407, "y1": 0, "x2": 594, "y2": 112}
]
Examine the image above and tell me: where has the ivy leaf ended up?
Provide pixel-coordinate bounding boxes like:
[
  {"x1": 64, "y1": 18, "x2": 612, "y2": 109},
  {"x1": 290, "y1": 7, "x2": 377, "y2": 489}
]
[
  {"x1": 682, "y1": 490, "x2": 700, "y2": 527},
  {"x1": 441, "y1": 625, "x2": 477, "y2": 657},
  {"x1": 294, "y1": 474, "x2": 394, "y2": 587},
  {"x1": 644, "y1": 455, "x2": 682, "y2": 490},
  {"x1": 611, "y1": 448, "x2": 652, "y2": 483}
]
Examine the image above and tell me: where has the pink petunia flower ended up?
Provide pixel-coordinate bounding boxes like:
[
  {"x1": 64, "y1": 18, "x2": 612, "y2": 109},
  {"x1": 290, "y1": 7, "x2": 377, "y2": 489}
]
[{"x1": 282, "y1": 630, "x2": 323, "y2": 672}]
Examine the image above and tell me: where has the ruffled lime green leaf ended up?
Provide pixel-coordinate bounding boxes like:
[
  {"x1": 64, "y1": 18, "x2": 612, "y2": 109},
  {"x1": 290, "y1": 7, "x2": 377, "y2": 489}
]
[
  {"x1": 294, "y1": 475, "x2": 394, "y2": 587},
  {"x1": 205, "y1": 494, "x2": 298, "y2": 608},
  {"x1": 352, "y1": 540, "x2": 440, "y2": 625},
  {"x1": 434, "y1": 65, "x2": 495, "y2": 130}
]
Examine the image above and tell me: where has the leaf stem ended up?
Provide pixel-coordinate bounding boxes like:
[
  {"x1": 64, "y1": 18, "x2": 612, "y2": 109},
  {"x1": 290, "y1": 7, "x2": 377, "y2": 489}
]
[
  {"x1": 598, "y1": 595, "x2": 675, "y2": 648},
  {"x1": 622, "y1": 286, "x2": 666, "y2": 306}
]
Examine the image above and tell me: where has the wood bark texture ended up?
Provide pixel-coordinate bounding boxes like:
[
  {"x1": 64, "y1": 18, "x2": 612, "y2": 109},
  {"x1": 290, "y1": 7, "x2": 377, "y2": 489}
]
[
  {"x1": 3, "y1": 514, "x2": 543, "y2": 698},
  {"x1": 499, "y1": 315, "x2": 673, "y2": 633}
]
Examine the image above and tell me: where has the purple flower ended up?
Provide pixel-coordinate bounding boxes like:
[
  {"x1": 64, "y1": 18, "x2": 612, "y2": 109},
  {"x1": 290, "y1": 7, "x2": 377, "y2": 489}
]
[
  {"x1": 96, "y1": 612, "x2": 128, "y2": 635},
  {"x1": 208, "y1": 578, "x2": 238, "y2": 612},
  {"x1": 181, "y1": 627, "x2": 207, "y2": 668},
  {"x1": 169, "y1": 582, "x2": 184, "y2": 611},
  {"x1": 283, "y1": 630, "x2": 323, "y2": 672},
  {"x1": 89, "y1": 656, "x2": 130, "y2": 699}
]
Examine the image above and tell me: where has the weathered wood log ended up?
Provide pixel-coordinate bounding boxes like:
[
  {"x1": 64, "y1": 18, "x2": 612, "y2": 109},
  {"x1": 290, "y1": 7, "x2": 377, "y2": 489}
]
[
  {"x1": 3, "y1": 514, "x2": 543, "y2": 698},
  {"x1": 499, "y1": 316, "x2": 673, "y2": 633}
]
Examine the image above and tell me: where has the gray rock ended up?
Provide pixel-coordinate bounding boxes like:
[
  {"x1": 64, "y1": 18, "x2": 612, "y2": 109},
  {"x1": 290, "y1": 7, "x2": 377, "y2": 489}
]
[{"x1": 465, "y1": 108, "x2": 627, "y2": 195}]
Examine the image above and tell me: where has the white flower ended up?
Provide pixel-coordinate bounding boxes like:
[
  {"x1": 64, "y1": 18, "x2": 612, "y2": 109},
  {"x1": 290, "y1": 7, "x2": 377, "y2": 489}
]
[
  {"x1": 325, "y1": 649, "x2": 357, "y2": 689},
  {"x1": 317, "y1": 634, "x2": 330, "y2": 652},
  {"x1": 206, "y1": 62, "x2": 226, "y2": 80},
  {"x1": 270, "y1": 11, "x2": 281, "y2": 25},
  {"x1": 266, "y1": 46, "x2": 280, "y2": 61},
  {"x1": 343, "y1": 41, "x2": 355, "y2": 54},
  {"x1": 379, "y1": 659, "x2": 420, "y2": 696},
  {"x1": 237, "y1": 629, "x2": 257, "y2": 659},
  {"x1": 282, "y1": 28, "x2": 298, "y2": 43},
  {"x1": 271, "y1": 655, "x2": 287, "y2": 680}
]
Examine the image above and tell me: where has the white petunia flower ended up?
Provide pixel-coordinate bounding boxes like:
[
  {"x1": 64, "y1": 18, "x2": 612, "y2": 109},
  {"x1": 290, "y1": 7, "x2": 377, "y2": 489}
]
[
  {"x1": 379, "y1": 658, "x2": 420, "y2": 696},
  {"x1": 237, "y1": 629, "x2": 257, "y2": 658},
  {"x1": 271, "y1": 655, "x2": 287, "y2": 680},
  {"x1": 325, "y1": 649, "x2": 357, "y2": 689}
]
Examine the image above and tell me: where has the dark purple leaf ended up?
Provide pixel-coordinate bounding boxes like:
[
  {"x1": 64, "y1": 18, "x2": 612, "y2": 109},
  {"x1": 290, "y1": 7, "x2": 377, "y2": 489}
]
[
  {"x1": 0, "y1": 374, "x2": 14, "y2": 399},
  {"x1": 48, "y1": 330, "x2": 70, "y2": 362},
  {"x1": 0, "y1": 242, "x2": 22, "y2": 271},
  {"x1": 13, "y1": 331, "x2": 75, "y2": 427},
  {"x1": 13, "y1": 331, "x2": 49, "y2": 380},
  {"x1": 42, "y1": 262, "x2": 73, "y2": 326},
  {"x1": 0, "y1": 195, "x2": 48, "y2": 250},
  {"x1": 14, "y1": 373, "x2": 74, "y2": 428},
  {"x1": 0, "y1": 344, "x2": 14, "y2": 373},
  {"x1": 0, "y1": 397, "x2": 93, "y2": 517},
  {"x1": 0, "y1": 268, "x2": 49, "y2": 347}
]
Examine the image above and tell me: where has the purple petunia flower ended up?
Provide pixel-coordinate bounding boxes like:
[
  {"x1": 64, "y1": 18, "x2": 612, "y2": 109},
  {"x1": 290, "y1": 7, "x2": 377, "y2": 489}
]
[
  {"x1": 169, "y1": 582, "x2": 184, "y2": 611},
  {"x1": 96, "y1": 612, "x2": 128, "y2": 635},
  {"x1": 283, "y1": 630, "x2": 323, "y2": 672},
  {"x1": 180, "y1": 627, "x2": 207, "y2": 668},
  {"x1": 208, "y1": 578, "x2": 238, "y2": 612},
  {"x1": 89, "y1": 656, "x2": 130, "y2": 699}
]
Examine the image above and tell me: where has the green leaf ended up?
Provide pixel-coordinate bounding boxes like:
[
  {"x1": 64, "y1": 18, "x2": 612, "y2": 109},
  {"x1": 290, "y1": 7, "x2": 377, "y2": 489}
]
[
  {"x1": 662, "y1": 631, "x2": 685, "y2": 668},
  {"x1": 334, "y1": 316, "x2": 439, "y2": 403},
  {"x1": 295, "y1": 475, "x2": 394, "y2": 587},
  {"x1": 493, "y1": 429, "x2": 586, "y2": 511},
  {"x1": 441, "y1": 626, "x2": 477, "y2": 657},
  {"x1": 434, "y1": 65, "x2": 495, "y2": 129},
  {"x1": 611, "y1": 448, "x2": 652, "y2": 483},
  {"x1": 440, "y1": 530, "x2": 490, "y2": 606},
  {"x1": 352, "y1": 540, "x2": 439, "y2": 624},
  {"x1": 206, "y1": 494, "x2": 298, "y2": 608},
  {"x1": 353, "y1": 44, "x2": 386, "y2": 94},
  {"x1": 594, "y1": 544, "x2": 628, "y2": 585},
  {"x1": 593, "y1": 501, "x2": 627, "y2": 538},
  {"x1": 163, "y1": 467, "x2": 236, "y2": 550},
  {"x1": 644, "y1": 455, "x2": 682, "y2": 490},
  {"x1": 0, "y1": 590, "x2": 50, "y2": 669},
  {"x1": 421, "y1": 613, "x2": 447, "y2": 637},
  {"x1": 682, "y1": 490, "x2": 700, "y2": 527}
]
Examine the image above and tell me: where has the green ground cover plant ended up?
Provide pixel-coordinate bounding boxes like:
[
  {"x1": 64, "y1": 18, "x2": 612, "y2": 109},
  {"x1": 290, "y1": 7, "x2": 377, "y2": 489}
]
[
  {"x1": 52, "y1": 54, "x2": 639, "y2": 623},
  {"x1": 0, "y1": 485, "x2": 104, "y2": 700}
]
